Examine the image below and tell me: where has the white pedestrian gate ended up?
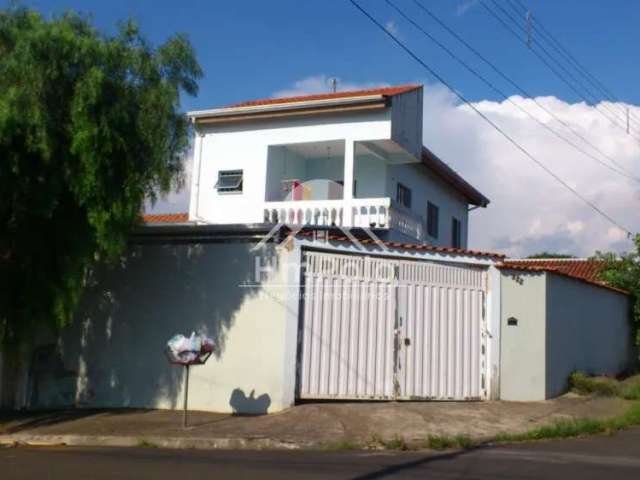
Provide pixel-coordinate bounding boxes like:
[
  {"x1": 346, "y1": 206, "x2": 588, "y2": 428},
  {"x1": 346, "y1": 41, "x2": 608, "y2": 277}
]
[{"x1": 297, "y1": 251, "x2": 487, "y2": 400}]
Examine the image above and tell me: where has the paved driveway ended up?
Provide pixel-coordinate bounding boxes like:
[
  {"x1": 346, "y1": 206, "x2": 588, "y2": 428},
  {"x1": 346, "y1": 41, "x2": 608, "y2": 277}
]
[{"x1": 0, "y1": 395, "x2": 631, "y2": 447}]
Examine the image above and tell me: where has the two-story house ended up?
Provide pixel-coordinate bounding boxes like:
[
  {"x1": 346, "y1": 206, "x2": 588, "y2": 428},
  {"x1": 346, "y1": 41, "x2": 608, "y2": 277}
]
[
  {"x1": 3, "y1": 85, "x2": 630, "y2": 416},
  {"x1": 186, "y1": 84, "x2": 488, "y2": 248}
]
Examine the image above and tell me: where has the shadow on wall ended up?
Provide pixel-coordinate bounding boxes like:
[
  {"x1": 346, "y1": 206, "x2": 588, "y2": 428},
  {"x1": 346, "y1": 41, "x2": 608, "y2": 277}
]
[
  {"x1": 229, "y1": 388, "x2": 271, "y2": 415},
  {"x1": 25, "y1": 242, "x2": 274, "y2": 411}
]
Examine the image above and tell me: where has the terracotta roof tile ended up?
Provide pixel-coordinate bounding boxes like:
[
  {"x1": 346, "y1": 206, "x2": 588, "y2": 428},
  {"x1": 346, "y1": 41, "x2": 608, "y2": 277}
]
[
  {"x1": 226, "y1": 84, "x2": 421, "y2": 109},
  {"x1": 294, "y1": 231, "x2": 505, "y2": 259},
  {"x1": 142, "y1": 213, "x2": 189, "y2": 224},
  {"x1": 499, "y1": 259, "x2": 628, "y2": 295}
]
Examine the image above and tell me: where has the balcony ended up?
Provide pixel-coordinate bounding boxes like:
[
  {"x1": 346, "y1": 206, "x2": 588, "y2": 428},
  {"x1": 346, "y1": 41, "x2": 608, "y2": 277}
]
[
  {"x1": 263, "y1": 138, "x2": 424, "y2": 242},
  {"x1": 263, "y1": 198, "x2": 424, "y2": 241}
]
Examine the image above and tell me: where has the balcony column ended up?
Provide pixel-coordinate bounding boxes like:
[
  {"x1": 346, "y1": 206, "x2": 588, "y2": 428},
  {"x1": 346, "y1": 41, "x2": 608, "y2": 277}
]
[{"x1": 343, "y1": 139, "x2": 355, "y2": 226}]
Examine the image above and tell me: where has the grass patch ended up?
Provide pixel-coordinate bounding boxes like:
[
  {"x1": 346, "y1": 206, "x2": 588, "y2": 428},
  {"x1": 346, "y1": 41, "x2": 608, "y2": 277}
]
[
  {"x1": 322, "y1": 439, "x2": 360, "y2": 451},
  {"x1": 494, "y1": 402, "x2": 640, "y2": 444},
  {"x1": 136, "y1": 439, "x2": 159, "y2": 448},
  {"x1": 569, "y1": 372, "x2": 621, "y2": 397},
  {"x1": 621, "y1": 378, "x2": 640, "y2": 400},
  {"x1": 425, "y1": 434, "x2": 473, "y2": 450},
  {"x1": 383, "y1": 435, "x2": 409, "y2": 451}
]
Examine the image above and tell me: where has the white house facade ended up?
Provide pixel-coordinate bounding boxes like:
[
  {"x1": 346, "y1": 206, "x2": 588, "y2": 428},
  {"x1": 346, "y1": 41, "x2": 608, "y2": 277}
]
[
  {"x1": 0, "y1": 85, "x2": 633, "y2": 414},
  {"x1": 186, "y1": 85, "x2": 488, "y2": 248}
]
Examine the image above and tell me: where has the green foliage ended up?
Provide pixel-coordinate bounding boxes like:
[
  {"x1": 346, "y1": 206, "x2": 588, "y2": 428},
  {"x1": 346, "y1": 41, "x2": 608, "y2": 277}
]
[
  {"x1": 526, "y1": 252, "x2": 577, "y2": 259},
  {"x1": 621, "y1": 377, "x2": 640, "y2": 400},
  {"x1": 425, "y1": 434, "x2": 473, "y2": 450},
  {"x1": 383, "y1": 434, "x2": 409, "y2": 451},
  {"x1": 569, "y1": 372, "x2": 621, "y2": 397},
  {"x1": 323, "y1": 439, "x2": 360, "y2": 451},
  {"x1": 594, "y1": 235, "x2": 640, "y2": 348},
  {"x1": 0, "y1": 6, "x2": 201, "y2": 346},
  {"x1": 136, "y1": 439, "x2": 159, "y2": 448}
]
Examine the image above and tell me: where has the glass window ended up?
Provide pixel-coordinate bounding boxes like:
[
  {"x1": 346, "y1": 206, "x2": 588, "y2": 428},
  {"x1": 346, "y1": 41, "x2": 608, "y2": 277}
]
[
  {"x1": 427, "y1": 202, "x2": 439, "y2": 239},
  {"x1": 215, "y1": 170, "x2": 243, "y2": 193},
  {"x1": 396, "y1": 183, "x2": 412, "y2": 208},
  {"x1": 452, "y1": 217, "x2": 462, "y2": 248}
]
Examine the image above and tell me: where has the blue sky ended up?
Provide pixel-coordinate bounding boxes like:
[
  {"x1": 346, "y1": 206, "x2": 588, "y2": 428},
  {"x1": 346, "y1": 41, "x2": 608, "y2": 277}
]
[
  {"x1": 9, "y1": 0, "x2": 640, "y2": 255},
  {"x1": 16, "y1": 0, "x2": 640, "y2": 111}
]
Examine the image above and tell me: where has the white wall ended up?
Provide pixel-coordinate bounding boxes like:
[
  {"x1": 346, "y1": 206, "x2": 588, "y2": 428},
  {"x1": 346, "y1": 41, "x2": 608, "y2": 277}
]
[
  {"x1": 545, "y1": 275, "x2": 633, "y2": 398},
  {"x1": 500, "y1": 270, "x2": 548, "y2": 401},
  {"x1": 190, "y1": 111, "x2": 392, "y2": 224},
  {"x1": 12, "y1": 242, "x2": 301, "y2": 414},
  {"x1": 354, "y1": 153, "x2": 388, "y2": 198}
]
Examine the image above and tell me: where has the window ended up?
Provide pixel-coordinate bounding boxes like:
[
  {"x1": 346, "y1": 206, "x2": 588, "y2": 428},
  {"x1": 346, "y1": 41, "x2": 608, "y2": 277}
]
[
  {"x1": 215, "y1": 170, "x2": 243, "y2": 193},
  {"x1": 427, "y1": 202, "x2": 439, "y2": 239},
  {"x1": 396, "y1": 183, "x2": 412, "y2": 208},
  {"x1": 452, "y1": 217, "x2": 462, "y2": 248}
]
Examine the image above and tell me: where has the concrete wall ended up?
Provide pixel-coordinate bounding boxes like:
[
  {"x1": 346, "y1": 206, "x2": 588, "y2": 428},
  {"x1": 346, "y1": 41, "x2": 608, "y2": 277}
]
[
  {"x1": 7, "y1": 241, "x2": 301, "y2": 414},
  {"x1": 499, "y1": 270, "x2": 547, "y2": 401},
  {"x1": 500, "y1": 269, "x2": 633, "y2": 401},
  {"x1": 545, "y1": 274, "x2": 632, "y2": 398}
]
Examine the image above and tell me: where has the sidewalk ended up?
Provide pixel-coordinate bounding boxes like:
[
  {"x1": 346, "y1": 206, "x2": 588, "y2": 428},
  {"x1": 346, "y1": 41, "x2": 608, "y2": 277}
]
[{"x1": 0, "y1": 394, "x2": 632, "y2": 450}]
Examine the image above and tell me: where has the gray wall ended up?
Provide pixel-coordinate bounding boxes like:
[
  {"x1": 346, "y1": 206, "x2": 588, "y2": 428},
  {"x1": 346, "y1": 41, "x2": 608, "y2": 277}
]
[
  {"x1": 5, "y1": 242, "x2": 300, "y2": 414},
  {"x1": 499, "y1": 270, "x2": 548, "y2": 401},
  {"x1": 545, "y1": 274, "x2": 632, "y2": 398},
  {"x1": 386, "y1": 162, "x2": 470, "y2": 248},
  {"x1": 500, "y1": 269, "x2": 633, "y2": 401}
]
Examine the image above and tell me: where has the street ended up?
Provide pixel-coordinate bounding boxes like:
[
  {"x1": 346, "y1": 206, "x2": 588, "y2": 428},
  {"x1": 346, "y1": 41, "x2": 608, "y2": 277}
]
[{"x1": 1, "y1": 428, "x2": 639, "y2": 479}]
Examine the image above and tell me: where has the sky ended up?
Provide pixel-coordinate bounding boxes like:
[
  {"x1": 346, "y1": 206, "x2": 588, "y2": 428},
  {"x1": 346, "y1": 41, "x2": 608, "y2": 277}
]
[{"x1": 12, "y1": 0, "x2": 640, "y2": 256}]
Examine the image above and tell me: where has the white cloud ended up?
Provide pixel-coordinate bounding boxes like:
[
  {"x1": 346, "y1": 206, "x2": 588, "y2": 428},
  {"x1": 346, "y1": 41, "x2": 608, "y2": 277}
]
[
  {"x1": 271, "y1": 75, "x2": 389, "y2": 98},
  {"x1": 385, "y1": 20, "x2": 399, "y2": 37},
  {"x1": 149, "y1": 76, "x2": 639, "y2": 257},
  {"x1": 419, "y1": 83, "x2": 638, "y2": 257},
  {"x1": 457, "y1": 0, "x2": 479, "y2": 16}
]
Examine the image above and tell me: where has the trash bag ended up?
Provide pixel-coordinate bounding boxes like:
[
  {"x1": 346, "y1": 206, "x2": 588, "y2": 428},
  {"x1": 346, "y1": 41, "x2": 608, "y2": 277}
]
[{"x1": 166, "y1": 332, "x2": 215, "y2": 364}]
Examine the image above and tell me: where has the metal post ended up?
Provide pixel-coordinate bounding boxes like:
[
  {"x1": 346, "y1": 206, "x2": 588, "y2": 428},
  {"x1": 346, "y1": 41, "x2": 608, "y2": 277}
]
[{"x1": 183, "y1": 364, "x2": 189, "y2": 428}]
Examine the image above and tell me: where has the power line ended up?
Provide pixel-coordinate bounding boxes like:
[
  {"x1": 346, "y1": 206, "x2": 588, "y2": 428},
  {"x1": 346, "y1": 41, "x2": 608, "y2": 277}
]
[
  {"x1": 481, "y1": 0, "x2": 639, "y2": 140},
  {"x1": 406, "y1": 0, "x2": 639, "y2": 182},
  {"x1": 506, "y1": 0, "x2": 640, "y2": 128},
  {"x1": 489, "y1": 0, "x2": 640, "y2": 135},
  {"x1": 494, "y1": 0, "x2": 632, "y2": 127},
  {"x1": 348, "y1": 0, "x2": 632, "y2": 236}
]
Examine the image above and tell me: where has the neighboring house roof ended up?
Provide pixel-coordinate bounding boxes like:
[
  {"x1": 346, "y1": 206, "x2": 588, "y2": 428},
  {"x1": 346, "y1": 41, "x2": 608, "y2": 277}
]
[
  {"x1": 226, "y1": 84, "x2": 421, "y2": 108},
  {"x1": 422, "y1": 147, "x2": 489, "y2": 208},
  {"x1": 499, "y1": 258, "x2": 627, "y2": 295},
  {"x1": 187, "y1": 84, "x2": 421, "y2": 122},
  {"x1": 142, "y1": 213, "x2": 190, "y2": 224}
]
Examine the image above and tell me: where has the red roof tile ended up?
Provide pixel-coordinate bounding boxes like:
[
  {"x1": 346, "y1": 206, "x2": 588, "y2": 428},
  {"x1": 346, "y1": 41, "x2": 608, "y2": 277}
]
[
  {"x1": 499, "y1": 259, "x2": 628, "y2": 295},
  {"x1": 226, "y1": 84, "x2": 421, "y2": 109},
  {"x1": 143, "y1": 213, "x2": 189, "y2": 224},
  {"x1": 294, "y1": 231, "x2": 505, "y2": 259}
]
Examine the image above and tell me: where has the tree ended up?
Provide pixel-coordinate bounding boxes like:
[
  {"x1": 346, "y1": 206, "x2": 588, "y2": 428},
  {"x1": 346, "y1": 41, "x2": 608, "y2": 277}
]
[
  {"x1": 595, "y1": 235, "x2": 640, "y2": 349},
  {"x1": 526, "y1": 252, "x2": 577, "y2": 259},
  {"x1": 0, "y1": 7, "x2": 202, "y2": 347}
]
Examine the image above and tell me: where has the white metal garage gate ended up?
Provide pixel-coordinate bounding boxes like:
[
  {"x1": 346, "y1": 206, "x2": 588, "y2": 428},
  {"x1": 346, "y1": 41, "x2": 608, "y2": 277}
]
[{"x1": 297, "y1": 251, "x2": 487, "y2": 400}]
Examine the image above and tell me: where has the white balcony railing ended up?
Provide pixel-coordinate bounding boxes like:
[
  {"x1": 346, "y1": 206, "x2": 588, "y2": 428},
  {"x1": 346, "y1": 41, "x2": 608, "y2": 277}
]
[{"x1": 263, "y1": 198, "x2": 424, "y2": 241}]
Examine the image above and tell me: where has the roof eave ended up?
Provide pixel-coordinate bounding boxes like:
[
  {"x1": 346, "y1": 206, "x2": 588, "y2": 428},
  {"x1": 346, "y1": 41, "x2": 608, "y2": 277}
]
[
  {"x1": 421, "y1": 147, "x2": 490, "y2": 207},
  {"x1": 187, "y1": 94, "x2": 388, "y2": 120}
]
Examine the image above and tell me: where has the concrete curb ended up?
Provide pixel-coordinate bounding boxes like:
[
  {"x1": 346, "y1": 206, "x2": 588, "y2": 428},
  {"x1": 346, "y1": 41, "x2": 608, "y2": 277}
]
[{"x1": 0, "y1": 434, "x2": 314, "y2": 450}]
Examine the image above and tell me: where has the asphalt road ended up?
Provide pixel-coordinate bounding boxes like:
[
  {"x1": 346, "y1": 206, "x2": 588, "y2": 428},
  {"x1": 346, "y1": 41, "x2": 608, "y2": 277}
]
[{"x1": 2, "y1": 428, "x2": 640, "y2": 479}]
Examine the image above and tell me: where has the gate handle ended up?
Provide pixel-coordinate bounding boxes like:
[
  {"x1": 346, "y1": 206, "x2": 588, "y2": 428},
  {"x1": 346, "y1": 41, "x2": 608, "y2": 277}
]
[{"x1": 404, "y1": 338, "x2": 411, "y2": 347}]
